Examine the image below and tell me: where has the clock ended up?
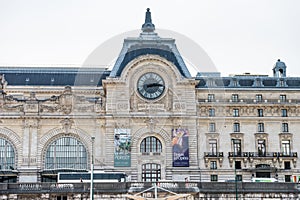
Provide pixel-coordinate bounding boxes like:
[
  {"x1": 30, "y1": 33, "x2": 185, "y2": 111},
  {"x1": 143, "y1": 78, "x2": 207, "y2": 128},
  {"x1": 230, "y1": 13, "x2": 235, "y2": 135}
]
[{"x1": 137, "y1": 72, "x2": 165, "y2": 100}]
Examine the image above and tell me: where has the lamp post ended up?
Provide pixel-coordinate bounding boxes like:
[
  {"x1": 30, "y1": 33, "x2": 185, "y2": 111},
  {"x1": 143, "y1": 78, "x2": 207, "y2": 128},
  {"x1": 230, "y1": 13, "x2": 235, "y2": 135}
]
[
  {"x1": 90, "y1": 136, "x2": 95, "y2": 200},
  {"x1": 232, "y1": 139, "x2": 238, "y2": 200}
]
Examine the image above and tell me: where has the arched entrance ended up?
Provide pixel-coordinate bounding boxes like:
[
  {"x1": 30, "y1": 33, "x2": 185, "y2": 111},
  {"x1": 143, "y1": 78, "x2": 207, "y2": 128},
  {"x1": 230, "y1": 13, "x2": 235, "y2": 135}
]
[{"x1": 255, "y1": 164, "x2": 272, "y2": 178}]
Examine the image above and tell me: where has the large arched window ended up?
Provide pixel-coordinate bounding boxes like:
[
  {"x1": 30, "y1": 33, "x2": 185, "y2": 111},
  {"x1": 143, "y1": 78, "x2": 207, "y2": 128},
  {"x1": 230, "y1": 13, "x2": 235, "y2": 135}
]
[
  {"x1": 142, "y1": 163, "x2": 161, "y2": 182},
  {"x1": 140, "y1": 136, "x2": 162, "y2": 153},
  {"x1": 45, "y1": 137, "x2": 87, "y2": 170},
  {"x1": 0, "y1": 138, "x2": 15, "y2": 170}
]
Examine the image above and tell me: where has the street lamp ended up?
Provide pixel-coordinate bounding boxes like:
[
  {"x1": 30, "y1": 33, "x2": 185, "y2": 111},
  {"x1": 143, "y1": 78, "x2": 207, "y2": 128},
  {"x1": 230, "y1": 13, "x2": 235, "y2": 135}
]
[
  {"x1": 232, "y1": 139, "x2": 238, "y2": 200},
  {"x1": 90, "y1": 136, "x2": 95, "y2": 200}
]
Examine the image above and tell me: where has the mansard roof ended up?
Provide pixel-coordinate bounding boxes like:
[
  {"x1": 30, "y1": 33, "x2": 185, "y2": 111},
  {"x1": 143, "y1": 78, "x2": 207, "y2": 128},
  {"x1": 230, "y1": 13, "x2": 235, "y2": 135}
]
[
  {"x1": 0, "y1": 67, "x2": 110, "y2": 86},
  {"x1": 196, "y1": 74, "x2": 300, "y2": 88}
]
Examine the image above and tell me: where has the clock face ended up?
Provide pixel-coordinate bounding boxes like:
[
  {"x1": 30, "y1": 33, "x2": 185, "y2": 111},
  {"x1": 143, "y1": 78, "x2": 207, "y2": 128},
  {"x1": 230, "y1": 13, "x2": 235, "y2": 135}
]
[{"x1": 137, "y1": 72, "x2": 165, "y2": 100}]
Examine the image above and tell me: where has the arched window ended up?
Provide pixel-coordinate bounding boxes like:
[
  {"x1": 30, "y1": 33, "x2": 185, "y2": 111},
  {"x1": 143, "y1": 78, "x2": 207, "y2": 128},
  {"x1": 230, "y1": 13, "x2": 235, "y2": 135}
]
[
  {"x1": 142, "y1": 163, "x2": 161, "y2": 182},
  {"x1": 45, "y1": 137, "x2": 87, "y2": 170},
  {"x1": 140, "y1": 136, "x2": 162, "y2": 153},
  {"x1": 0, "y1": 138, "x2": 15, "y2": 170}
]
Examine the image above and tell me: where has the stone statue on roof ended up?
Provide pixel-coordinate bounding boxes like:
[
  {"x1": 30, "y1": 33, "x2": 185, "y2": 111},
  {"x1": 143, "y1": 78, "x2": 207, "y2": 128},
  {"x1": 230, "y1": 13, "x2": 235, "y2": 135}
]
[{"x1": 0, "y1": 74, "x2": 7, "y2": 89}]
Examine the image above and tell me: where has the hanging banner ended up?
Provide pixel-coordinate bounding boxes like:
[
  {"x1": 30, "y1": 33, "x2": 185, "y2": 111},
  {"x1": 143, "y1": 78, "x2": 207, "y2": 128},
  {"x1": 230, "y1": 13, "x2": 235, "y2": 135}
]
[
  {"x1": 172, "y1": 128, "x2": 189, "y2": 167},
  {"x1": 114, "y1": 129, "x2": 131, "y2": 167}
]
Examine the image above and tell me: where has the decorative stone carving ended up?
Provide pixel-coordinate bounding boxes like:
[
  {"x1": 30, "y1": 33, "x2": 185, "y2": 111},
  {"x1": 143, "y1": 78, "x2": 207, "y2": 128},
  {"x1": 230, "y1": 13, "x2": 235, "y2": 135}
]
[
  {"x1": 59, "y1": 86, "x2": 73, "y2": 114},
  {"x1": 60, "y1": 118, "x2": 74, "y2": 134}
]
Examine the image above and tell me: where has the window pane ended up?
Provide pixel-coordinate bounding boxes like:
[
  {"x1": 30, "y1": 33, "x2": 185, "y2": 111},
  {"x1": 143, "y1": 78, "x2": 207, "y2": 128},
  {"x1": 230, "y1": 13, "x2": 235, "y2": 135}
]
[
  {"x1": 211, "y1": 175, "x2": 218, "y2": 182},
  {"x1": 258, "y1": 139, "x2": 266, "y2": 156},
  {"x1": 233, "y1": 139, "x2": 241, "y2": 156},
  {"x1": 282, "y1": 123, "x2": 289, "y2": 132},
  {"x1": 282, "y1": 140, "x2": 290, "y2": 155},
  {"x1": 209, "y1": 108, "x2": 215, "y2": 117},
  {"x1": 233, "y1": 109, "x2": 239, "y2": 117},
  {"x1": 258, "y1": 109, "x2": 263, "y2": 117},
  {"x1": 281, "y1": 109, "x2": 287, "y2": 117},
  {"x1": 208, "y1": 94, "x2": 215, "y2": 102},
  {"x1": 258, "y1": 123, "x2": 264, "y2": 132},
  {"x1": 209, "y1": 139, "x2": 217, "y2": 155},
  {"x1": 210, "y1": 161, "x2": 217, "y2": 169},
  {"x1": 256, "y1": 94, "x2": 262, "y2": 102},
  {"x1": 45, "y1": 137, "x2": 87, "y2": 170},
  {"x1": 140, "y1": 136, "x2": 162, "y2": 153},
  {"x1": 233, "y1": 123, "x2": 240, "y2": 132},
  {"x1": 209, "y1": 123, "x2": 216, "y2": 132},
  {"x1": 142, "y1": 163, "x2": 161, "y2": 182},
  {"x1": 280, "y1": 95, "x2": 286, "y2": 102},
  {"x1": 232, "y1": 94, "x2": 239, "y2": 102},
  {"x1": 0, "y1": 138, "x2": 15, "y2": 170}
]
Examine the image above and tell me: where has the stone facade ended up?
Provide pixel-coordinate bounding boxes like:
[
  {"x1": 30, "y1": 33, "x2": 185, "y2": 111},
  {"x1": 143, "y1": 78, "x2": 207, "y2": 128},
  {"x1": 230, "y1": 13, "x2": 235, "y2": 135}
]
[{"x1": 0, "y1": 8, "x2": 300, "y2": 199}]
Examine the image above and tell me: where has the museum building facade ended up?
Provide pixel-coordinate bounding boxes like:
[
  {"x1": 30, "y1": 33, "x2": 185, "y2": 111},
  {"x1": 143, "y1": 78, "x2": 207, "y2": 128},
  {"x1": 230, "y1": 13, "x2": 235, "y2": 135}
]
[{"x1": 0, "y1": 8, "x2": 300, "y2": 186}]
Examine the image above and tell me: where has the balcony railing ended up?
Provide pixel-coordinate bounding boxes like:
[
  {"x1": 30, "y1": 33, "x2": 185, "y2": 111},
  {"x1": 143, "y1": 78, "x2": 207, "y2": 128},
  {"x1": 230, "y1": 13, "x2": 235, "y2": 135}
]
[
  {"x1": 204, "y1": 152, "x2": 224, "y2": 157},
  {"x1": 198, "y1": 99, "x2": 300, "y2": 104},
  {"x1": 228, "y1": 152, "x2": 297, "y2": 158}
]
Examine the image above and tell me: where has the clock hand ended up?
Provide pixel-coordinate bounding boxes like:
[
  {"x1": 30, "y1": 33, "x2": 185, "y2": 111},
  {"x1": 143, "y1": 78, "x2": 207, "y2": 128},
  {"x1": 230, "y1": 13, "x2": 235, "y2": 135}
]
[{"x1": 146, "y1": 83, "x2": 164, "y2": 88}]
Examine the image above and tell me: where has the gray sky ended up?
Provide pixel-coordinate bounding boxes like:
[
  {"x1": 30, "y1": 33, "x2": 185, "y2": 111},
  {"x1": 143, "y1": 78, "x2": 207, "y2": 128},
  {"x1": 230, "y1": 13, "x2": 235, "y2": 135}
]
[{"x1": 0, "y1": 0, "x2": 299, "y2": 77}]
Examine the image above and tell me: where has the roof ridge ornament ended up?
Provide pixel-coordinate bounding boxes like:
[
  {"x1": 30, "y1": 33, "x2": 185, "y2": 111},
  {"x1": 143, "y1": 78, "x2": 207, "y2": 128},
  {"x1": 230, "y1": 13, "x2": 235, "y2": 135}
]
[{"x1": 142, "y1": 8, "x2": 155, "y2": 32}]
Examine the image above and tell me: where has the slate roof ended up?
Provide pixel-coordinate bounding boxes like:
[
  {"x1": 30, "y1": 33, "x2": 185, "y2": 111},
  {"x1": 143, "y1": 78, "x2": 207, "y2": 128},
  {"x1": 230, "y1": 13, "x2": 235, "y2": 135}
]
[
  {"x1": 0, "y1": 67, "x2": 110, "y2": 86},
  {"x1": 196, "y1": 76, "x2": 300, "y2": 88}
]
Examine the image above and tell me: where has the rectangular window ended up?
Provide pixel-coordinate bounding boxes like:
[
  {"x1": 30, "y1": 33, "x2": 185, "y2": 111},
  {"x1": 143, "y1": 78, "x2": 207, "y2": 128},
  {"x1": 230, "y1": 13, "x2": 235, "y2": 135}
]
[
  {"x1": 257, "y1": 139, "x2": 266, "y2": 156},
  {"x1": 210, "y1": 161, "x2": 217, "y2": 170},
  {"x1": 233, "y1": 108, "x2": 239, "y2": 117},
  {"x1": 236, "y1": 175, "x2": 243, "y2": 182},
  {"x1": 232, "y1": 94, "x2": 239, "y2": 102},
  {"x1": 258, "y1": 109, "x2": 264, "y2": 117},
  {"x1": 285, "y1": 175, "x2": 291, "y2": 182},
  {"x1": 282, "y1": 123, "x2": 289, "y2": 132},
  {"x1": 282, "y1": 140, "x2": 290, "y2": 156},
  {"x1": 209, "y1": 123, "x2": 216, "y2": 132},
  {"x1": 209, "y1": 139, "x2": 217, "y2": 155},
  {"x1": 209, "y1": 108, "x2": 215, "y2": 117},
  {"x1": 258, "y1": 123, "x2": 264, "y2": 132},
  {"x1": 256, "y1": 94, "x2": 263, "y2": 102},
  {"x1": 232, "y1": 139, "x2": 241, "y2": 156},
  {"x1": 235, "y1": 161, "x2": 242, "y2": 169},
  {"x1": 280, "y1": 95, "x2": 286, "y2": 102},
  {"x1": 284, "y1": 161, "x2": 291, "y2": 170},
  {"x1": 211, "y1": 175, "x2": 218, "y2": 182},
  {"x1": 281, "y1": 109, "x2": 288, "y2": 117},
  {"x1": 208, "y1": 94, "x2": 215, "y2": 102},
  {"x1": 233, "y1": 123, "x2": 240, "y2": 132}
]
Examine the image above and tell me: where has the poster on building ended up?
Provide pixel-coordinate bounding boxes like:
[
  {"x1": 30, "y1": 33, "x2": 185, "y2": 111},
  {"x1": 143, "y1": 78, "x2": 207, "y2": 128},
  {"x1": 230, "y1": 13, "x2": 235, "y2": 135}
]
[
  {"x1": 114, "y1": 129, "x2": 131, "y2": 167},
  {"x1": 172, "y1": 128, "x2": 189, "y2": 167}
]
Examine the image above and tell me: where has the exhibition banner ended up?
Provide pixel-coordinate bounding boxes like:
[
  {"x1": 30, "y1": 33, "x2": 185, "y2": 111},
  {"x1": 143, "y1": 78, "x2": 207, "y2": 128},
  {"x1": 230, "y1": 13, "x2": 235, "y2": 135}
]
[
  {"x1": 172, "y1": 128, "x2": 189, "y2": 167},
  {"x1": 114, "y1": 129, "x2": 131, "y2": 167}
]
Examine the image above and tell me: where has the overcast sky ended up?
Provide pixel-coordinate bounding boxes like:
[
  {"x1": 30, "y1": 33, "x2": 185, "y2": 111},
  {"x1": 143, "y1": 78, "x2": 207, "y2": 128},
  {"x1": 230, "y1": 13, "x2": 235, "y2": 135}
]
[{"x1": 0, "y1": 0, "x2": 299, "y2": 77}]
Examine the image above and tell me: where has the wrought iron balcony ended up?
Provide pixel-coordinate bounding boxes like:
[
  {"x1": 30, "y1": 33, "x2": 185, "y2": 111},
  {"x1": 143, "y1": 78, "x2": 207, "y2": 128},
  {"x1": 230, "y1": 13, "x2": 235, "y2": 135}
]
[
  {"x1": 228, "y1": 152, "x2": 297, "y2": 158},
  {"x1": 277, "y1": 152, "x2": 297, "y2": 157},
  {"x1": 228, "y1": 152, "x2": 248, "y2": 157},
  {"x1": 204, "y1": 152, "x2": 224, "y2": 158}
]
